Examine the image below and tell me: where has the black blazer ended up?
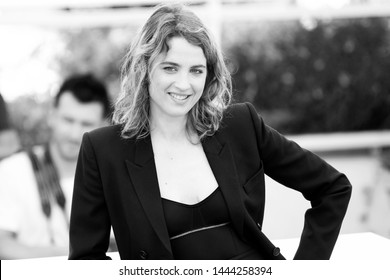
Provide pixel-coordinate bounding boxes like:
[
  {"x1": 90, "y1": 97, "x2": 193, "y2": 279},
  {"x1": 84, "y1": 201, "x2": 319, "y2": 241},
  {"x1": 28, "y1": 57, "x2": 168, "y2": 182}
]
[{"x1": 69, "y1": 102, "x2": 352, "y2": 260}]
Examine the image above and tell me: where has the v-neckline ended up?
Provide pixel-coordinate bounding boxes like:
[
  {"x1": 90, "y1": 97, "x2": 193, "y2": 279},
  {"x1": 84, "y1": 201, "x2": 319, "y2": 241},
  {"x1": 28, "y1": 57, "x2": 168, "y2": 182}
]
[{"x1": 161, "y1": 186, "x2": 220, "y2": 207}]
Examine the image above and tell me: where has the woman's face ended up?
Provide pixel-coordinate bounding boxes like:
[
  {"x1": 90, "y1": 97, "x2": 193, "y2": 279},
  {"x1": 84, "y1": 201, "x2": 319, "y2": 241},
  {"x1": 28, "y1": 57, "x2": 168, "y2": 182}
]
[{"x1": 148, "y1": 36, "x2": 207, "y2": 123}]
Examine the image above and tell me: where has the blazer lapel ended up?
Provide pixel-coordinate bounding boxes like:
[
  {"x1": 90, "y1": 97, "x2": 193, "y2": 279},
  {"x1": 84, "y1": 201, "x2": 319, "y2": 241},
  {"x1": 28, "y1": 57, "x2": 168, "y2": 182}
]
[
  {"x1": 203, "y1": 135, "x2": 245, "y2": 237},
  {"x1": 124, "y1": 135, "x2": 172, "y2": 255},
  {"x1": 123, "y1": 133, "x2": 245, "y2": 255}
]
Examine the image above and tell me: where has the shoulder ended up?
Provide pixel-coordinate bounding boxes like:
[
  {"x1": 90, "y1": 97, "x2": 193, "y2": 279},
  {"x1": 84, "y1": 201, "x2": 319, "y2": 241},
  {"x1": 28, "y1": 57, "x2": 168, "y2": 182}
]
[
  {"x1": 81, "y1": 124, "x2": 137, "y2": 160},
  {"x1": 210, "y1": 102, "x2": 262, "y2": 146},
  {"x1": 0, "y1": 150, "x2": 31, "y2": 172},
  {"x1": 0, "y1": 150, "x2": 36, "y2": 190},
  {"x1": 224, "y1": 102, "x2": 259, "y2": 122},
  {"x1": 87, "y1": 124, "x2": 123, "y2": 140},
  {"x1": 225, "y1": 102, "x2": 250, "y2": 115},
  {"x1": 84, "y1": 124, "x2": 129, "y2": 148},
  {"x1": 220, "y1": 102, "x2": 261, "y2": 132}
]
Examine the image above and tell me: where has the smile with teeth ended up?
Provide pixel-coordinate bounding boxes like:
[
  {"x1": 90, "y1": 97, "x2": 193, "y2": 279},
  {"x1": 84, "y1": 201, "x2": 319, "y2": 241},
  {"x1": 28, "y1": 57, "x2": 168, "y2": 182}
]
[{"x1": 168, "y1": 92, "x2": 191, "y2": 101}]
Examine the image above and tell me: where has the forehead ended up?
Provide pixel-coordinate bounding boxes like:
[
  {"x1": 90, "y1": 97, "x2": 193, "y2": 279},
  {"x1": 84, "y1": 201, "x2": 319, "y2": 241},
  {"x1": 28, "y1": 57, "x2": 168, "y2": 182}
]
[
  {"x1": 161, "y1": 36, "x2": 206, "y2": 64},
  {"x1": 55, "y1": 91, "x2": 104, "y2": 121}
]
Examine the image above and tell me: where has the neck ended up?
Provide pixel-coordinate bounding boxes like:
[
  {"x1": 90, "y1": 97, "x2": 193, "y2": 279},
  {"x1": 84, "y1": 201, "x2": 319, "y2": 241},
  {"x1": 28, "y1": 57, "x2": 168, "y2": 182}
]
[
  {"x1": 49, "y1": 143, "x2": 77, "y2": 180},
  {"x1": 150, "y1": 113, "x2": 190, "y2": 141}
]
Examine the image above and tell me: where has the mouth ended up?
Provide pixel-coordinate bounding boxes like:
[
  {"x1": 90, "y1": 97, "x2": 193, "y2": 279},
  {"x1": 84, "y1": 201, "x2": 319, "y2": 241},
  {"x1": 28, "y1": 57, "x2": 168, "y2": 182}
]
[{"x1": 168, "y1": 92, "x2": 191, "y2": 101}]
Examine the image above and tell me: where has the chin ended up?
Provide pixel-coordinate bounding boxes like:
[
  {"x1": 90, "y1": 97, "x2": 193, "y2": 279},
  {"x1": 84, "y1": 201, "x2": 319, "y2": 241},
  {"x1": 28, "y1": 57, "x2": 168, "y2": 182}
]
[{"x1": 170, "y1": 104, "x2": 195, "y2": 115}]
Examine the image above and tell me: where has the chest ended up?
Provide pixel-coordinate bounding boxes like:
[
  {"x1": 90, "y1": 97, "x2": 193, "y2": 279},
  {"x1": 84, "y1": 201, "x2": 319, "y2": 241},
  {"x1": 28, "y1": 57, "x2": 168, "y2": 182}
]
[{"x1": 152, "y1": 142, "x2": 218, "y2": 205}]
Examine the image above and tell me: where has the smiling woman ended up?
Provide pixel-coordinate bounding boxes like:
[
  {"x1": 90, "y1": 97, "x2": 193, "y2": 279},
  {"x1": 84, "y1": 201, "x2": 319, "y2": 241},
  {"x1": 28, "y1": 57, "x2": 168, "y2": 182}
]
[
  {"x1": 113, "y1": 3, "x2": 231, "y2": 141},
  {"x1": 148, "y1": 37, "x2": 207, "y2": 123},
  {"x1": 68, "y1": 2, "x2": 352, "y2": 260}
]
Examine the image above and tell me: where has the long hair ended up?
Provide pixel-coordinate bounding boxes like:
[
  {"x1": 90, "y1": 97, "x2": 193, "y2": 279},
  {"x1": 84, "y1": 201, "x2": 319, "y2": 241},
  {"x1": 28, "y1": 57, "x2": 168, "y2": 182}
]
[{"x1": 113, "y1": 3, "x2": 232, "y2": 140}]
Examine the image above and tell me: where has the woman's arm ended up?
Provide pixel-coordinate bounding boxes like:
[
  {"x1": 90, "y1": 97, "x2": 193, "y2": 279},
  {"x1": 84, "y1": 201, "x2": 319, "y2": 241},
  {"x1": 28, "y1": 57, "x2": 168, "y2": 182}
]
[
  {"x1": 246, "y1": 102, "x2": 352, "y2": 259},
  {"x1": 68, "y1": 133, "x2": 112, "y2": 260}
]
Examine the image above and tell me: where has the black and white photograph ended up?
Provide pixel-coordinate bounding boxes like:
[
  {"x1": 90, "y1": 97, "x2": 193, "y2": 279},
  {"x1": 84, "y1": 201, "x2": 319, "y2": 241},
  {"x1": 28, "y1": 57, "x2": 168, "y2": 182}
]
[{"x1": 1, "y1": 0, "x2": 390, "y2": 279}]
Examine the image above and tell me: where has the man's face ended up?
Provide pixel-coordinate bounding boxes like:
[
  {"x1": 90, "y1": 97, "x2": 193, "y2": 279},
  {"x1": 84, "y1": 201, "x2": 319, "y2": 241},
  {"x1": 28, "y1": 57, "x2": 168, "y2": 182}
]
[{"x1": 50, "y1": 91, "x2": 105, "y2": 162}]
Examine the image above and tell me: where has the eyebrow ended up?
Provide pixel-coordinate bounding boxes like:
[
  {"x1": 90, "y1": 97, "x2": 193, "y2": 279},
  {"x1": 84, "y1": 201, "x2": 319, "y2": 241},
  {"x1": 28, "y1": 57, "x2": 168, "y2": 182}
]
[{"x1": 160, "y1": 61, "x2": 207, "y2": 68}]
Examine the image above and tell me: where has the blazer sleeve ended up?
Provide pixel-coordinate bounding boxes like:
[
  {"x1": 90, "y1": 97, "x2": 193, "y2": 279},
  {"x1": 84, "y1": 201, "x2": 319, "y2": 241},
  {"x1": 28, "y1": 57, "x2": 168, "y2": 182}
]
[
  {"x1": 246, "y1": 102, "x2": 352, "y2": 260},
  {"x1": 68, "y1": 133, "x2": 112, "y2": 260}
]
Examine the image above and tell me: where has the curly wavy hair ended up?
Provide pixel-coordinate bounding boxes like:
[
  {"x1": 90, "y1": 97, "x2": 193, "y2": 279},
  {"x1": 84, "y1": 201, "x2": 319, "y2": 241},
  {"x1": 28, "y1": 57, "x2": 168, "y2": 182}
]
[{"x1": 113, "y1": 3, "x2": 232, "y2": 140}]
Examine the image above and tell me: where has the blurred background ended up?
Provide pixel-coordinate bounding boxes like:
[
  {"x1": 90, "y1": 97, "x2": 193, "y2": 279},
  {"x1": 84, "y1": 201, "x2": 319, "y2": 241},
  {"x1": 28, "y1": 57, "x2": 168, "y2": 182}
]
[{"x1": 1, "y1": 0, "x2": 390, "y2": 241}]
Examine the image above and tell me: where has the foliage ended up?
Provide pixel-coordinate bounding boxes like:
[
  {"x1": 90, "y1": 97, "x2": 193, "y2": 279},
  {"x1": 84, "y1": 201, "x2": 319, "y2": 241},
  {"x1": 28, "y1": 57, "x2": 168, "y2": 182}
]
[
  {"x1": 54, "y1": 26, "x2": 137, "y2": 100},
  {"x1": 7, "y1": 17, "x2": 390, "y2": 148},
  {"x1": 224, "y1": 17, "x2": 390, "y2": 134},
  {"x1": 9, "y1": 95, "x2": 51, "y2": 148}
]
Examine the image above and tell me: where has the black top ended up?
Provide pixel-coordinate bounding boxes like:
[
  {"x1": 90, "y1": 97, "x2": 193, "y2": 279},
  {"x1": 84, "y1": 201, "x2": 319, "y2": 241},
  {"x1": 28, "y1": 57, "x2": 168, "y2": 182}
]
[{"x1": 161, "y1": 187, "x2": 263, "y2": 259}]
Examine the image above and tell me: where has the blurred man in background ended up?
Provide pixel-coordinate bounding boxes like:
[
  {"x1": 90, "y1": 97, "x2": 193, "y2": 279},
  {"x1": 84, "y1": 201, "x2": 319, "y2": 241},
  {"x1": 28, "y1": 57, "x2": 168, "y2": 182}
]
[
  {"x1": 0, "y1": 93, "x2": 21, "y2": 160},
  {"x1": 0, "y1": 74, "x2": 111, "y2": 259}
]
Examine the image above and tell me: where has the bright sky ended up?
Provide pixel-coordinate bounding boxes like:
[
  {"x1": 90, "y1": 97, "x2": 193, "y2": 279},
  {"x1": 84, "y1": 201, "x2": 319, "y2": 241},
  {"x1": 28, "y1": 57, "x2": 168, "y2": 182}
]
[
  {"x1": 0, "y1": 25, "x2": 62, "y2": 102},
  {"x1": 297, "y1": 0, "x2": 351, "y2": 10}
]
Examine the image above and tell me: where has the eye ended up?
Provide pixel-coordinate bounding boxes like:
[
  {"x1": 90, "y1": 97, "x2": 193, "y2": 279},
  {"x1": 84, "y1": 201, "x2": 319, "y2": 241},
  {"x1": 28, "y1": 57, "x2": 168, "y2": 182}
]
[
  {"x1": 163, "y1": 66, "x2": 177, "y2": 73},
  {"x1": 81, "y1": 121, "x2": 95, "y2": 128},
  {"x1": 191, "y1": 68, "x2": 204, "y2": 75},
  {"x1": 63, "y1": 116, "x2": 75, "y2": 124}
]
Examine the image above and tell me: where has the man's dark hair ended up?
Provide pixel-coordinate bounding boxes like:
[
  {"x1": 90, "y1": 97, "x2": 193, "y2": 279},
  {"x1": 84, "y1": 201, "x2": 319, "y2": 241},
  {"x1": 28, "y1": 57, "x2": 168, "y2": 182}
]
[
  {"x1": 55, "y1": 74, "x2": 112, "y2": 119},
  {"x1": 0, "y1": 93, "x2": 10, "y2": 131}
]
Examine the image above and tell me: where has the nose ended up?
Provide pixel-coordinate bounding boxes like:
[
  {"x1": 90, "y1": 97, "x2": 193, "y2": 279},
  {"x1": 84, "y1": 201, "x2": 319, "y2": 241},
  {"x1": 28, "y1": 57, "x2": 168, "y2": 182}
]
[{"x1": 174, "y1": 72, "x2": 191, "y2": 91}]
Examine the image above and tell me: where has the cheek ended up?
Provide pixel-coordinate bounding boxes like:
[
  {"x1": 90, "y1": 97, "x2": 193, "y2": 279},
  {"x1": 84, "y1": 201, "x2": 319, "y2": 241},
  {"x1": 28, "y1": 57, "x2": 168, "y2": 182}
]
[
  {"x1": 54, "y1": 120, "x2": 73, "y2": 137},
  {"x1": 148, "y1": 83, "x2": 158, "y2": 101},
  {"x1": 149, "y1": 75, "x2": 167, "y2": 97},
  {"x1": 195, "y1": 77, "x2": 207, "y2": 95}
]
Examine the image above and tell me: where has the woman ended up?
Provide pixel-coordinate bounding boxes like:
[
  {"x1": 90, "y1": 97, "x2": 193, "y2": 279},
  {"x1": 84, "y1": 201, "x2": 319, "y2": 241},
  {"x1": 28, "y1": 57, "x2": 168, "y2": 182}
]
[{"x1": 69, "y1": 3, "x2": 352, "y2": 260}]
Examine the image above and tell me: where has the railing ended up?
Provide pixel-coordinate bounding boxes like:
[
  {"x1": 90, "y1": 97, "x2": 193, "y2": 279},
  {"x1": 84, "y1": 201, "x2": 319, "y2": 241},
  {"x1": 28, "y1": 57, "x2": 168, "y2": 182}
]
[{"x1": 288, "y1": 130, "x2": 390, "y2": 153}]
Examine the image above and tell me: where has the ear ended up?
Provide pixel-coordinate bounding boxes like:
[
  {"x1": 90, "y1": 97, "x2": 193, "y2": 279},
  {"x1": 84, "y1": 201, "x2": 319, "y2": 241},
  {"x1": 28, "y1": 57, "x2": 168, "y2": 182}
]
[{"x1": 47, "y1": 107, "x2": 58, "y2": 129}]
